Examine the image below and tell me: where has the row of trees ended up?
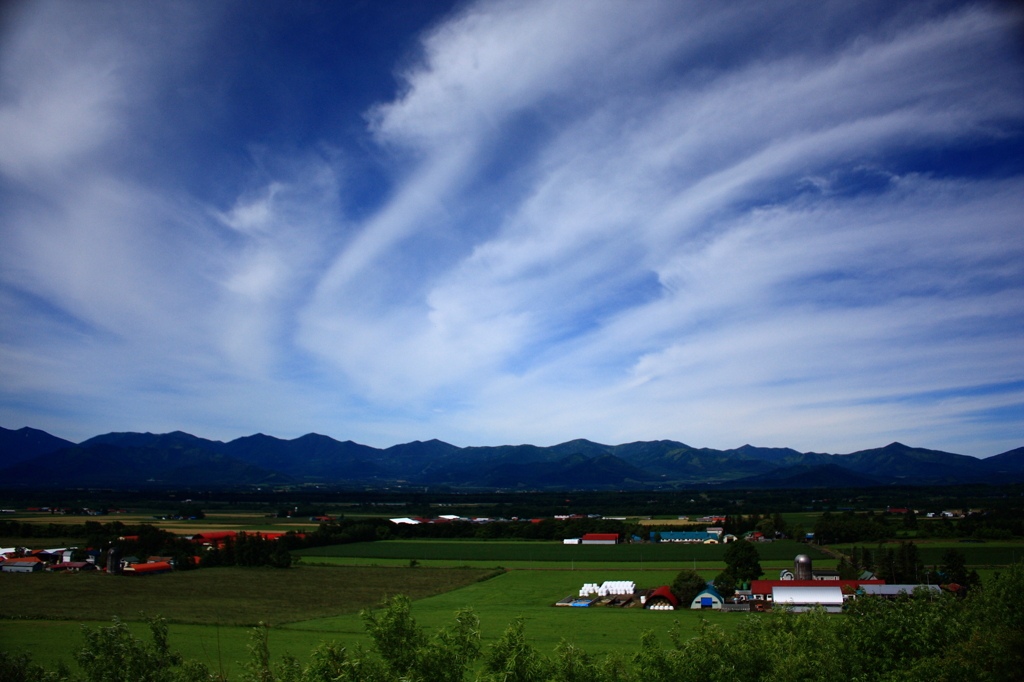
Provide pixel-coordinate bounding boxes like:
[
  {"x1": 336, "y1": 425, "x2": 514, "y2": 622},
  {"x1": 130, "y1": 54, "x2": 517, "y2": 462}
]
[
  {"x1": 812, "y1": 511, "x2": 894, "y2": 545},
  {"x1": 837, "y1": 544, "x2": 981, "y2": 588},
  {"x1": 813, "y1": 508, "x2": 1024, "y2": 545},
  {"x1": 6, "y1": 563, "x2": 1024, "y2": 682},
  {"x1": 384, "y1": 518, "x2": 643, "y2": 542},
  {"x1": 200, "y1": 533, "x2": 293, "y2": 569},
  {"x1": 721, "y1": 512, "x2": 789, "y2": 539},
  {"x1": 226, "y1": 517, "x2": 643, "y2": 550}
]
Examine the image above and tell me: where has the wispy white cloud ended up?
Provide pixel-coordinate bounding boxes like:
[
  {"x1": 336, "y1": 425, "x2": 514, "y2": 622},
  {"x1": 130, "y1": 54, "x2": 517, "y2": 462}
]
[{"x1": 0, "y1": 0, "x2": 1021, "y2": 454}]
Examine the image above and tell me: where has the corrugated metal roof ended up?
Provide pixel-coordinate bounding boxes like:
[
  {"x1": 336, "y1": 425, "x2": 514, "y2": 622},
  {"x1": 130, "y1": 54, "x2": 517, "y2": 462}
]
[
  {"x1": 772, "y1": 586, "x2": 844, "y2": 605},
  {"x1": 751, "y1": 579, "x2": 884, "y2": 594},
  {"x1": 582, "y1": 533, "x2": 619, "y2": 541},
  {"x1": 651, "y1": 531, "x2": 718, "y2": 541}
]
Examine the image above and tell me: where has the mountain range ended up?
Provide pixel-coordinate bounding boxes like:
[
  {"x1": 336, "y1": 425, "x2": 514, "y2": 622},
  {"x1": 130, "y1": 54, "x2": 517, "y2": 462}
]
[{"x1": 1, "y1": 425, "x2": 1023, "y2": 490}]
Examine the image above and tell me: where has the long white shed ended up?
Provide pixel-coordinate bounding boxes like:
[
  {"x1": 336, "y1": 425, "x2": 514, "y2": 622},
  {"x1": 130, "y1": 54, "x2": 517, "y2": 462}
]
[{"x1": 772, "y1": 585, "x2": 844, "y2": 613}]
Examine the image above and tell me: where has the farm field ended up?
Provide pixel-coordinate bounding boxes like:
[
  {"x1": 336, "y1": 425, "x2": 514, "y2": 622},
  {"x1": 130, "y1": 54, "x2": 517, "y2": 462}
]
[
  {"x1": 1, "y1": 565, "x2": 738, "y2": 677},
  {"x1": 636, "y1": 518, "x2": 703, "y2": 526},
  {"x1": 779, "y1": 512, "x2": 823, "y2": 527},
  {"x1": 298, "y1": 555, "x2": 736, "y2": 570},
  {"x1": 0, "y1": 565, "x2": 497, "y2": 625},
  {"x1": 284, "y1": 568, "x2": 738, "y2": 655},
  {"x1": 0, "y1": 535, "x2": 88, "y2": 550},
  {"x1": 2, "y1": 510, "x2": 320, "y2": 535},
  {"x1": 293, "y1": 539, "x2": 827, "y2": 565}
]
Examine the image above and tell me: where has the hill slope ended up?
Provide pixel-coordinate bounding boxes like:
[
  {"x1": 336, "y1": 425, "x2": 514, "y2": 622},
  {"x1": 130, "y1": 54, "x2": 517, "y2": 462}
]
[{"x1": 0, "y1": 426, "x2": 76, "y2": 466}]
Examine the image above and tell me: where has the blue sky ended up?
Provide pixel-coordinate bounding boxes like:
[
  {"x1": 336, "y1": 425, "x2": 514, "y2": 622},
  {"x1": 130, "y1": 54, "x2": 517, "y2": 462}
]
[{"x1": 1, "y1": 1, "x2": 1022, "y2": 456}]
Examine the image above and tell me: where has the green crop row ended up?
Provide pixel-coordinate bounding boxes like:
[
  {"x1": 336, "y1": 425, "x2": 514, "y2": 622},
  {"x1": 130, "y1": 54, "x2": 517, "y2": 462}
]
[{"x1": 293, "y1": 539, "x2": 822, "y2": 563}]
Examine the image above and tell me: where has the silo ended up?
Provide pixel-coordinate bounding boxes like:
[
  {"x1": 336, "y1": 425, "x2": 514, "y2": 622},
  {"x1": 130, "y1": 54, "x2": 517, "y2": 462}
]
[
  {"x1": 107, "y1": 546, "x2": 122, "y2": 575},
  {"x1": 794, "y1": 554, "x2": 812, "y2": 581}
]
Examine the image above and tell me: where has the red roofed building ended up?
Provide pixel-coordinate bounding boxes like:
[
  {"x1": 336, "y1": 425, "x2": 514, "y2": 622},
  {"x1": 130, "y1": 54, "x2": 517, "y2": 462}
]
[
  {"x1": 124, "y1": 561, "x2": 172, "y2": 576},
  {"x1": 581, "y1": 533, "x2": 619, "y2": 544},
  {"x1": 646, "y1": 585, "x2": 679, "y2": 609},
  {"x1": 750, "y1": 579, "x2": 885, "y2": 600},
  {"x1": 189, "y1": 530, "x2": 298, "y2": 548}
]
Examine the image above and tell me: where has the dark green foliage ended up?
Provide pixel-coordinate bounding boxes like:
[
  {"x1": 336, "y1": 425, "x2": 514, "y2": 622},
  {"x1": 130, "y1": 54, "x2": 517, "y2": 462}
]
[
  {"x1": 712, "y1": 572, "x2": 737, "y2": 599},
  {"x1": 813, "y1": 510, "x2": 892, "y2": 544},
  {"x1": 722, "y1": 538, "x2": 762, "y2": 582},
  {"x1": 172, "y1": 505, "x2": 205, "y2": 520},
  {"x1": 360, "y1": 595, "x2": 481, "y2": 682},
  {"x1": 387, "y1": 517, "x2": 643, "y2": 542},
  {"x1": 876, "y1": 541, "x2": 925, "y2": 584},
  {"x1": 270, "y1": 541, "x2": 293, "y2": 569},
  {"x1": 76, "y1": 617, "x2": 191, "y2": 682},
  {"x1": 200, "y1": 533, "x2": 298, "y2": 569},
  {"x1": 771, "y1": 511, "x2": 787, "y2": 536},
  {"x1": 836, "y1": 555, "x2": 861, "y2": 579},
  {"x1": 297, "y1": 538, "x2": 820, "y2": 563},
  {"x1": 669, "y1": 569, "x2": 706, "y2": 605},
  {"x1": 0, "y1": 650, "x2": 72, "y2": 682},
  {"x1": 940, "y1": 548, "x2": 969, "y2": 585},
  {"x1": 483, "y1": 618, "x2": 547, "y2": 682}
]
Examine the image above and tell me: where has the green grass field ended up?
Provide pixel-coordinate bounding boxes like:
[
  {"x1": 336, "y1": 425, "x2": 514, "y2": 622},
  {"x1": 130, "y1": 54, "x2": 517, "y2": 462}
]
[
  {"x1": 0, "y1": 536, "x2": 88, "y2": 550},
  {"x1": 0, "y1": 565, "x2": 738, "y2": 677},
  {"x1": 294, "y1": 539, "x2": 826, "y2": 565},
  {"x1": 0, "y1": 565, "x2": 496, "y2": 626},
  {"x1": 298, "y1": 556, "x2": 734, "y2": 570},
  {"x1": 0, "y1": 537, "x2": 834, "y2": 678},
  {"x1": 284, "y1": 568, "x2": 739, "y2": 655}
]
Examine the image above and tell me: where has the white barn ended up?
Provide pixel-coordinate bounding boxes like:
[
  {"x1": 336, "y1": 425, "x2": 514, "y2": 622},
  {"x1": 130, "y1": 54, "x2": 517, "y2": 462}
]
[{"x1": 772, "y1": 585, "x2": 844, "y2": 613}]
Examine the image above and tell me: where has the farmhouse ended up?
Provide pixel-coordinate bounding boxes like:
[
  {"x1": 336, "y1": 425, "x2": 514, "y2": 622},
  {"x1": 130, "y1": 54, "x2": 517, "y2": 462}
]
[{"x1": 581, "y1": 533, "x2": 619, "y2": 544}]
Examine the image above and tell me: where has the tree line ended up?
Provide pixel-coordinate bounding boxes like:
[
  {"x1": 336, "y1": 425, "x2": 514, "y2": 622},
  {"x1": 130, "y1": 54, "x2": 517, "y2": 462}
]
[{"x1": 812, "y1": 508, "x2": 1024, "y2": 545}]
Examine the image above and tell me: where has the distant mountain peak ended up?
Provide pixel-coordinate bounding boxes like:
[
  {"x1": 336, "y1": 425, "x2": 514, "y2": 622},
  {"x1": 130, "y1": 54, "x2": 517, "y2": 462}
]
[{"x1": 4, "y1": 425, "x2": 1022, "y2": 490}]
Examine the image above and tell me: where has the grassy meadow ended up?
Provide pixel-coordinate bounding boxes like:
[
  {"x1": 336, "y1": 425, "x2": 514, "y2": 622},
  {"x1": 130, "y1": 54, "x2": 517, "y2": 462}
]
[
  {"x1": 0, "y1": 566, "x2": 734, "y2": 676},
  {"x1": 0, "y1": 565, "x2": 497, "y2": 626},
  {"x1": 2, "y1": 510, "x2": 320, "y2": 536},
  {"x1": 20, "y1": 515, "x2": 1021, "y2": 680}
]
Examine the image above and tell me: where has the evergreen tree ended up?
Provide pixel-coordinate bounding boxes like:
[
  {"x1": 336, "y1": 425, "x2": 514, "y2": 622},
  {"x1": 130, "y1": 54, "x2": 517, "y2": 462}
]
[{"x1": 939, "y1": 548, "x2": 968, "y2": 585}]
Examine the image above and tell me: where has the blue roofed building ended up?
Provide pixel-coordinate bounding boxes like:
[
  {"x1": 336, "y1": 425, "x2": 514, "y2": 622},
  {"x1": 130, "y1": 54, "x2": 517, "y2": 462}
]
[{"x1": 650, "y1": 531, "x2": 721, "y2": 543}]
